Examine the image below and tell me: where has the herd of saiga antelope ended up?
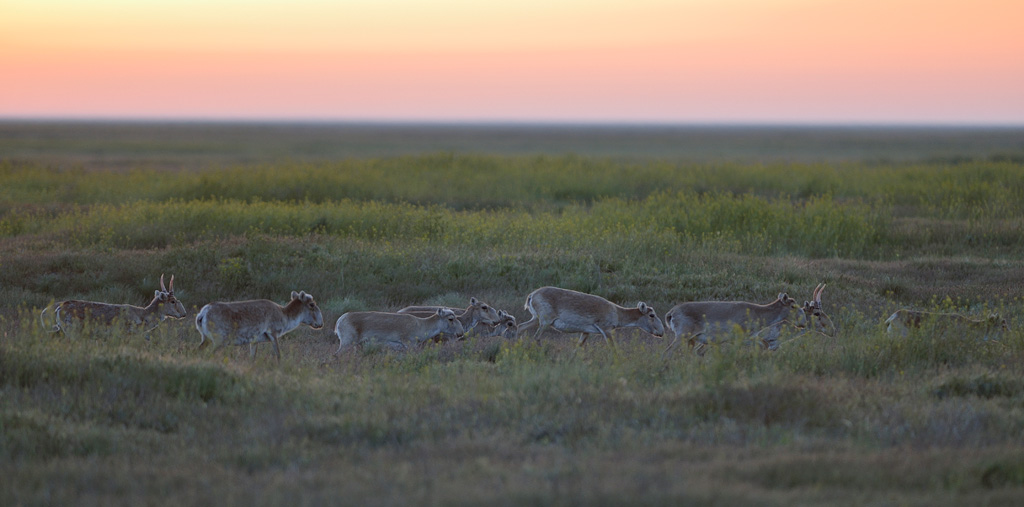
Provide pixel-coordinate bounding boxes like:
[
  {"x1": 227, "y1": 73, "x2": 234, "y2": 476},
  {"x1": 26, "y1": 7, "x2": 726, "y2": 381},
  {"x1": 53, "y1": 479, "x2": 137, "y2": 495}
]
[{"x1": 39, "y1": 275, "x2": 1011, "y2": 363}]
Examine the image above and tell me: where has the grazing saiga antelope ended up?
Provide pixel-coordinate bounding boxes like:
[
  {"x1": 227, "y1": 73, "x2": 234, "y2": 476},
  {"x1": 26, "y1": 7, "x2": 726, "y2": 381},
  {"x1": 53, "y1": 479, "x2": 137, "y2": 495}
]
[
  {"x1": 194, "y1": 291, "x2": 324, "y2": 363},
  {"x1": 516, "y1": 286, "x2": 665, "y2": 348},
  {"x1": 662, "y1": 291, "x2": 805, "y2": 357},
  {"x1": 334, "y1": 308, "x2": 466, "y2": 354},
  {"x1": 397, "y1": 297, "x2": 501, "y2": 339},
  {"x1": 885, "y1": 309, "x2": 1010, "y2": 338},
  {"x1": 40, "y1": 274, "x2": 186, "y2": 337}
]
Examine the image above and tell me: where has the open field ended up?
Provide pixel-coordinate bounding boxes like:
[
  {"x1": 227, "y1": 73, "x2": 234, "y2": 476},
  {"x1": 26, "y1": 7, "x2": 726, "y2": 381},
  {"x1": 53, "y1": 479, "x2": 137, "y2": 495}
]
[
  {"x1": 3, "y1": 122, "x2": 1024, "y2": 505},
  {"x1": 4, "y1": 121, "x2": 1024, "y2": 167}
]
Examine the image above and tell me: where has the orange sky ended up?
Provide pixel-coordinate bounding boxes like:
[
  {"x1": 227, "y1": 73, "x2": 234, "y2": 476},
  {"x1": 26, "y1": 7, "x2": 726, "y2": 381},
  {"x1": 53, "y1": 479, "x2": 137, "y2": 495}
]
[{"x1": 2, "y1": 0, "x2": 1022, "y2": 123}]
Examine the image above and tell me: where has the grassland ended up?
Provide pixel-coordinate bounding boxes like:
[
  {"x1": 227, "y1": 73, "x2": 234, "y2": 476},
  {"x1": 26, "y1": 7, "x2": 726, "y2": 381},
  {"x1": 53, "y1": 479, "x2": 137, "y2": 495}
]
[{"x1": 3, "y1": 122, "x2": 1024, "y2": 505}]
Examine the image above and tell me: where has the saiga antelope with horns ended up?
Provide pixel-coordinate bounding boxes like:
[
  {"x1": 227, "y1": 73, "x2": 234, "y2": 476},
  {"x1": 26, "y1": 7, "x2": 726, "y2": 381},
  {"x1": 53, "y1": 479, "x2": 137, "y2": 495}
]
[
  {"x1": 662, "y1": 290, "x2": 808, "y2": 357},
  {"x1": 41, "y1": 274, "x2": 186, "y2": 337},
  {"x1": 801, "y1": 283, "x2": 837, "y2": 337},
  {"x1": 516, "y1": 286, "x2": 665, "y2": 348},
  {"x1": 195, "y1": 291, "x2": 324, "y2": 363}
]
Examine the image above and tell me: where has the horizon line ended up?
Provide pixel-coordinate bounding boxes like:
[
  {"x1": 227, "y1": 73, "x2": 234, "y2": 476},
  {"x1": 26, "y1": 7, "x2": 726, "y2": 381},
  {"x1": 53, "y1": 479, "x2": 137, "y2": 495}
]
[{"x1": 3, "y1": 116, "x2": 1024, "y2": 129}]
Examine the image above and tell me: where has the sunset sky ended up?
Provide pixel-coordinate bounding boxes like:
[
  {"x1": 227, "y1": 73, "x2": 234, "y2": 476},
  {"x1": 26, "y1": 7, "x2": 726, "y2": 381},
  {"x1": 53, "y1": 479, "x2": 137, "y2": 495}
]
[{"x1": 2, "y1": 0, "x2": 1022, "y2": 124}]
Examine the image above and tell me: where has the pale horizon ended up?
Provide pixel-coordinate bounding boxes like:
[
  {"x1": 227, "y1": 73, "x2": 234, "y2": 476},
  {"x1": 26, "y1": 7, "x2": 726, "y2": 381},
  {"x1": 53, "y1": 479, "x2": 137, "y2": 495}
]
[
  {"x1": 3, "y1": 0, "x2": 1022, "y2": 125},
  {"x1": 4, "y1": 118, "x2": 1024, "y2": 128}
]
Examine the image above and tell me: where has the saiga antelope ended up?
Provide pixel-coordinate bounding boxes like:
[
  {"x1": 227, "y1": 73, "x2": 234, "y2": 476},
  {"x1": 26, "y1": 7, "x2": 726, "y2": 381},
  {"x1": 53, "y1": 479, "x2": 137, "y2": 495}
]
[
  {"x1": 334, "y1": 308, "x2": 465, "y2": 354},
  {"x1": 885, "y1": 309, "x2": 1009, "y2": 338},
  {"x1": 516, "y1": 286, "x2": 665, "y2": 348},
  {"x1": 662, "y1": 291, "x2": 805, "y2": 357},
  {"x1": 195, "y1": 291, "x2": 324, "y2": 363},
  {"x1": 484, "y1": 309, "x2": 519, "y2": 339},
  {"x1": 801, "y1": 283, "x2": 837, "y2": 337},
  {"x1": 443, "y1": 308, "x2": 517, "y2": 339},
  {"x1": 397, "y1": 297, "x2": 501, "y2": 339},
  {"x1": 40, "y1": 274, "x2": 186, "y2": 337}
]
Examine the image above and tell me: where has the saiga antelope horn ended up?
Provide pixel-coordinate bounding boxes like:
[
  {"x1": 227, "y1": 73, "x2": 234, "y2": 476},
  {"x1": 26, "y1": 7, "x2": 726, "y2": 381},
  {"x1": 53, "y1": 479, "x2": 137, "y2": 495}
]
[{"x1": 160, "y1": 274, "x2": 167, "y2": 292}]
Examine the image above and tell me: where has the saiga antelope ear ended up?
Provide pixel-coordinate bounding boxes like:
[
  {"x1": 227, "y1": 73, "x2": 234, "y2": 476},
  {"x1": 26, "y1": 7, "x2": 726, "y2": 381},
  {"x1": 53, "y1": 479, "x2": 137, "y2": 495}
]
[
  {"x1": 470, "y1": 297, "x2": 479, "y2": 305},
  {"x1": 637, "y1": 302, "x2": 648, "y2": 312}
]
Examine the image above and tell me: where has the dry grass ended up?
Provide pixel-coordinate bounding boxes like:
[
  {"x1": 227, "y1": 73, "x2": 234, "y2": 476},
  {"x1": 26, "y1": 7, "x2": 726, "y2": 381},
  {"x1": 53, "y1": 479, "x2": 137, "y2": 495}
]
[
  {"x1": 4, "y1": 314, "x2": 1024, "y2": 505},
  {"x1": 4, "y1": 125, "x2": 1024, "y2": 505}
]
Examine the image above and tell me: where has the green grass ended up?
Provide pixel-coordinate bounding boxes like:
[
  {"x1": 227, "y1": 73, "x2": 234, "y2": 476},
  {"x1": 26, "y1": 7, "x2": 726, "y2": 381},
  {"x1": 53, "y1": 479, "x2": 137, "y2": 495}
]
[
  {"x1": 4, "y1": 125, "x2": 1024, "y2": 505},
  {"x1": 4, "y1": 155, "x2": 1024, "y2": 217}
]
